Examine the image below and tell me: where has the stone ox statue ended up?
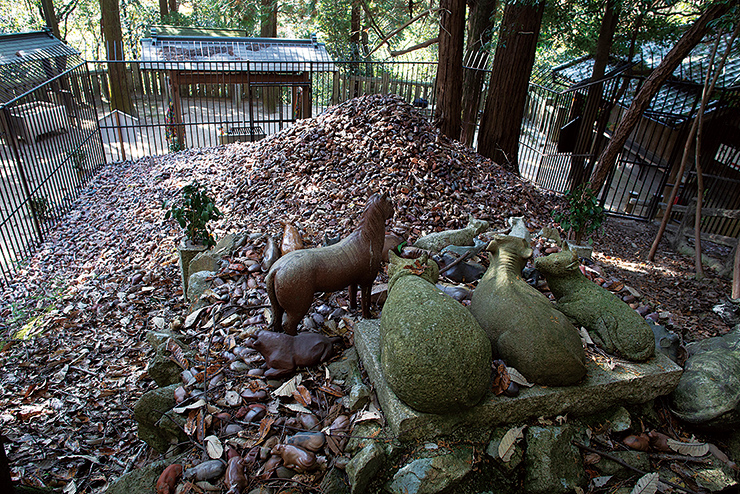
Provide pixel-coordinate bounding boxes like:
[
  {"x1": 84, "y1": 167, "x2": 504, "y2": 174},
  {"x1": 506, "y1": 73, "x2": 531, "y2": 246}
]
[
  {"x1": 266, "y1": 192, "x2": 394, "y2": 335},
  {"x1": 535, "y1": 243, "x2": 655, "y2": 362},
  {"x1": 380, "y1": 251, "x2": 491, "y2": 414},
  {"x1": 469, "y1": 235, "x2": 587, "y2": 386}
]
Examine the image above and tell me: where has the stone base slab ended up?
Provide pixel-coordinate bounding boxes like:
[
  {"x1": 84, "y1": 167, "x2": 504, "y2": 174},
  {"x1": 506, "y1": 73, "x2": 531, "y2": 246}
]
[{"x1": 355, "y1": 319, "x2": 683, "y2": 442}]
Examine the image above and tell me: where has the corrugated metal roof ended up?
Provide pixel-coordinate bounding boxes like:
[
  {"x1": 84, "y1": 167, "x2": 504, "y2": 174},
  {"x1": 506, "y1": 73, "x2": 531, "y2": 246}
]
[
  {"x1": 140, "y1": 36, "x2": 335, "y2": 72},
  {"x1": 0, "y1": 30, "x2": 83, "y2": 106},
  {"x1": 550, "y1": 30, "x2": 739, "y2": 124}
]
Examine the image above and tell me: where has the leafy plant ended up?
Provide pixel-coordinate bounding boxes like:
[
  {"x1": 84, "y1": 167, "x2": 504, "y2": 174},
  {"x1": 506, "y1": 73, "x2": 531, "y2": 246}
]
[
  {"x1": 165, "y1": 181, "x2": 223, "y2": 248},
  {"x1": 29, "y1": 196, "x2": 51, "y2": 221},
  {"x1": 71, "y1": 148, "x2": 87, "y2": 173},
  {"x1": 552, "y1": 183, "x2": 605, "y2": 245}
]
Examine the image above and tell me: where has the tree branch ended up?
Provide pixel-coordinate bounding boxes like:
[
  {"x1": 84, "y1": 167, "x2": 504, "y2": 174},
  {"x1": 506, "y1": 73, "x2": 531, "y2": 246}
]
[
  {"x1": 367, "y1": 8, "x2": 442, "y2": 57},
  {"x1": 390, "y1": 37, "x2": 439, "y2": 56}
]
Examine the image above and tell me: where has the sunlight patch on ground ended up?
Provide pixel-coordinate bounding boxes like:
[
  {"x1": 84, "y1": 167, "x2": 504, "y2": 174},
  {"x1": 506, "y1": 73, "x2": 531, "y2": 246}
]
[{"x1": 593, "y1": 252, "x2": 683, "y2": 278}]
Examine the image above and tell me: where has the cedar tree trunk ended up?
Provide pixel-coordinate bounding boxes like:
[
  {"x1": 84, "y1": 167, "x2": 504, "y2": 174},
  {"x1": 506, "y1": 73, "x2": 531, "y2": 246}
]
[
  {"x1": 569, "y1": 0, "x2": 620, "y2": 188},
  {"x1": 100, "y1": 0, "x2": 134, "y2": 115},
  {"x1": 261, "y1": 0, "x2": 278, "y2": 37},
  {"x1": 434, "y1": 0, "x2": 466, "y2": 140},
  {"x1": 477, "y1": 0, "x2": 545, "y2": 173},
  {"x1": 460, "y1": 0, "x2": 497, "y2": 147}
]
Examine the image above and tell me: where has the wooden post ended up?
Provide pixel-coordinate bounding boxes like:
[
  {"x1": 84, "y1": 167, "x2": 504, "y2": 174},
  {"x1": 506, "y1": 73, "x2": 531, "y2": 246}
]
[
  {"x1": 169, "y1": 70, "x2": 185, "y2": 149},
  {"x1": 301, "y1": 72, "x2": 312, "y2": 119},
  {"x1": 114, "y1": 110, "x2": 126, "y2": 161},
  {"x1": 332, "y1": 71, "x2": 340, "y2": 106}
]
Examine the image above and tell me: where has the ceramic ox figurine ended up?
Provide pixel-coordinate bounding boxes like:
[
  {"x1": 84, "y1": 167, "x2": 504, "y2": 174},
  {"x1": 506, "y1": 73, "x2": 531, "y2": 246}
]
[{"x1": 266, "y1": 192, "x2": 394, "y2": 335}]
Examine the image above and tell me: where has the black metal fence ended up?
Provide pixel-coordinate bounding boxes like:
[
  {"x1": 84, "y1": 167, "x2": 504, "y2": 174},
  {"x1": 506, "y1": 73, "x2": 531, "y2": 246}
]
[
  {"x1": 88, "y1": 60, "x2": 438, "y2": 162},
  {"x1": 0, "y1": 61, "x2": 105, "y2": 283}
]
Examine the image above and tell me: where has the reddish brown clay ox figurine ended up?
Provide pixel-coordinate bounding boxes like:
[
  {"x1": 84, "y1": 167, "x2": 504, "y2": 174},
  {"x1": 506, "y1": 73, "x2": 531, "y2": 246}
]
[
  {"x1": 247, "y1": 330, "x2": 342, "y2": 378},
  {"x1": 266, "y1": 192, "x2": 394, "y2": 335}
]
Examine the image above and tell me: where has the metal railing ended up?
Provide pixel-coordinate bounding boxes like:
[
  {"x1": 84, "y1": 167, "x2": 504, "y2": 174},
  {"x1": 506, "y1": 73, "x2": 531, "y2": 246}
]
[
  {"x1": 87, "y1": 59, "x2": 438, "y2": 162},
  {"x1": 0, "y1": 61, "x2": 106, "y2": 283}
]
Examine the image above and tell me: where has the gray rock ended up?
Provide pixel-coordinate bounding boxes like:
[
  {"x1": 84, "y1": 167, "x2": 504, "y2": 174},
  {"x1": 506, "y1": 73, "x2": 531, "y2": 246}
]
[
  {"x1": 346, "y1": 421, "x2": 384, "y2": 455},
  {"x1": 133, "y1": 384, "x2": 187, "y2": 453},
  {"x1": 381, "y1": 252, "x2": 491, "y2": 414},
  {"x1": 189, "y1": 251, "x2": 220, "y2": 275},
  {"x1": 147, "y1": 337, "x2": 191, "y2": 387},
  {"x1": 387, "y1": 445, "x2": 474, "y2": 494},
  {"x1": 713, "y1": 299, "x2": 740, "y2": 327},
  {"x1": 349, "y1": 383, "x2": 371, "y2": 412},
  {"x1": 320, "y1": 467, "x2": 350, "y2": 494},
  {"x1": 346, "y1": 442, "x2": 385, "y2": 494},
  {"x1": 106, "y1": 453, "x2": 186, "y2": 494},
  {"x1": 187, "y1": 270, "x2": 215, "y2": 304},
  {"x1": 486, "y1": 426, "x2": 524, "y2": 472},
  {"x1": 524, "y1": 425, "x2": 586, "y2": 494},
  {"x1": 650, "y1": 322, "x2": 682, "y2": 363},
  {"x1": 355, "y1": 318, "x2": 682, "y2": 442},
  {"x1": 327, "y1": 347, "x2": 363, "y2": 388},
  {"x1": 594, "y1": 450, "x2": 650, "y2": 478}
]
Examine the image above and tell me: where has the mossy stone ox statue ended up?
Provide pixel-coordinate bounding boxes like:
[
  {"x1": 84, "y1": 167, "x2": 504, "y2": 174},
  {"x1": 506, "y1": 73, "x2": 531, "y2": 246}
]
[
  {"x1": 534, "y1": 244, "x2": 655, "y2": 361},
  {"x1": 469, "y1": 235, "x2": 587, "y2": 386},
  {"x1": 267, "y1": 193, "x2": 393, "y2": 335},
  {"x1": 380, "y1": 252, "x2": 491, "y2": 414},
  {"x1": 413, "y1": 214, "x2": 489, "y2": 252}
]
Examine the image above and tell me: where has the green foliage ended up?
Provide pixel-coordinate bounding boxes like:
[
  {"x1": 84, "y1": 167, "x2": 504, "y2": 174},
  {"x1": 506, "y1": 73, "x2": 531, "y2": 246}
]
[
  {"x1": 552, "y1": 183, "x2": 605, "y2": 245},
  {"x1": 165, "y1": 181, "x2": 223, "y2": 247},
  {"x1": 29, "y1": 196, "x2": 51, "y2": 221}
]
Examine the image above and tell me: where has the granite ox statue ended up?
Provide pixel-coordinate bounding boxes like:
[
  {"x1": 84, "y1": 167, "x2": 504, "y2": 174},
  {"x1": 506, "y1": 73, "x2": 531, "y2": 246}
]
[{"x1": 266, "y1": 192, "x2": 394, "y2": 335}]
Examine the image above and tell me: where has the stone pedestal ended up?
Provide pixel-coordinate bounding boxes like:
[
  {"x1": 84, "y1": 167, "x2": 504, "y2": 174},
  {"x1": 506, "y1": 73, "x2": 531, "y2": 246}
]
[
  {"x1": 355, "y1": 319, "x2": 683, "y2": 442},
  {"x1": 177, "y1": 240, "x2": 208, "y2": 297}
]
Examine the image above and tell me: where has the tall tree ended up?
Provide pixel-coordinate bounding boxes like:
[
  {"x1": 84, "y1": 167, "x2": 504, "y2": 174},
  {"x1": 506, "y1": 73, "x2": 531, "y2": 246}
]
[
  {"x1": 261, "y1": 0, "x2": 277, "y2": 37},
  {"x1": 568, "y1": 0, "x2": 621, "y2": 188},
  {"x1": 434, "y1": 0, "x2": 466, "y2": 140},
  {"x1": 100, "y1": 0, "x2": 134, "y2": 115},
  {"x1": 477, "y1": 0, "x2": 545, "y2": 172},
  {"x1": 159, "y1": 0, "x2": 169, "y2": 20},
  {"x1": 40, "y1": 0, "x2": 62, "y2": 38},
  {"x1": 588, "y1": 1, "x2": 731, "y2": 194},
  {"x1": 460, "y1": 0, "x2": 497, "y2": 147}
]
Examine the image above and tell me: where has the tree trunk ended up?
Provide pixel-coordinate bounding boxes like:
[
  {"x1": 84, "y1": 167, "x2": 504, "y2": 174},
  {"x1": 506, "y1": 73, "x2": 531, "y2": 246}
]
[
  {"x1": 100, "y1": 0, "x2": 135, "y2": 116},
  {"x1": 648, "y1": 19, "x2": 738, "y2": 262},
  {"x1": 159, "y1": 0, "x2": 169, "y2": 20},
  {"x1": 477, "y1": 0, "x2": 545, "y2": 173},
  {"x1": 168, "y1": 0, "x2": 178, "y2": 15},
  {"x1": 40, "y1": 0, "x2": 61, "y2": 39},
  {"x1": 588, "y1": 2, "x2": 730, "y2": 195},
  {"x1": 460, "y1": 0, "x2": 497, "y2": 147},
  {"x1": 568, "y1": 0, "x2": 620, "y2": 188},
  {"x1": 434, "y1": 0, "x2": 466, "y2": 140},
  {"x1": 261, "y1": 0, "x2": 278, "y2": 37}
]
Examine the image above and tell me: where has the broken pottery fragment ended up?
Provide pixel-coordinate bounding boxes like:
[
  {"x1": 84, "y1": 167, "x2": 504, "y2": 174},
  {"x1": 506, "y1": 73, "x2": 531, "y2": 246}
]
[
  {"x1": 470, "y1": 235, "x2": 586, "y2": 386},
  {"x1": 535, "y1": 243, "x2": 655, "y2": 362},
  {"x1": 413, "y1": 214, "x2": 489, "y2": 253},
  {"x1": 266, "y1": 193, "x2": 393, "y2": 334},
  {"x1": 380, "y1": 251, "x2": 491, "y2": 414}
]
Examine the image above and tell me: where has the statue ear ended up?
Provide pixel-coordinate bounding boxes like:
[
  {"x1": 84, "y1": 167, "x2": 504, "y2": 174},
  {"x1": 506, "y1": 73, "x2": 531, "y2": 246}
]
[
  {"x1": 388, "y1": 249, "x2": 400, "y2": 263},
  {"x1": 562, "y1": 241, "x2": 571, "y2": 251}
]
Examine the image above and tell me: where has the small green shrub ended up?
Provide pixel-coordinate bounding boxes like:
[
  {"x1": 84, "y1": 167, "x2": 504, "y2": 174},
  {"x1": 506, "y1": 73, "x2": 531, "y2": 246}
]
[
  {"x1": 165, "y1": 181, "x2": 222, "y2": 248},
  {"x1": 552, "y1": 183, "x2": 605, "y2": 245},
  {"x1": 29, "y1": 196, "x2": 51, "y2": 221}
]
